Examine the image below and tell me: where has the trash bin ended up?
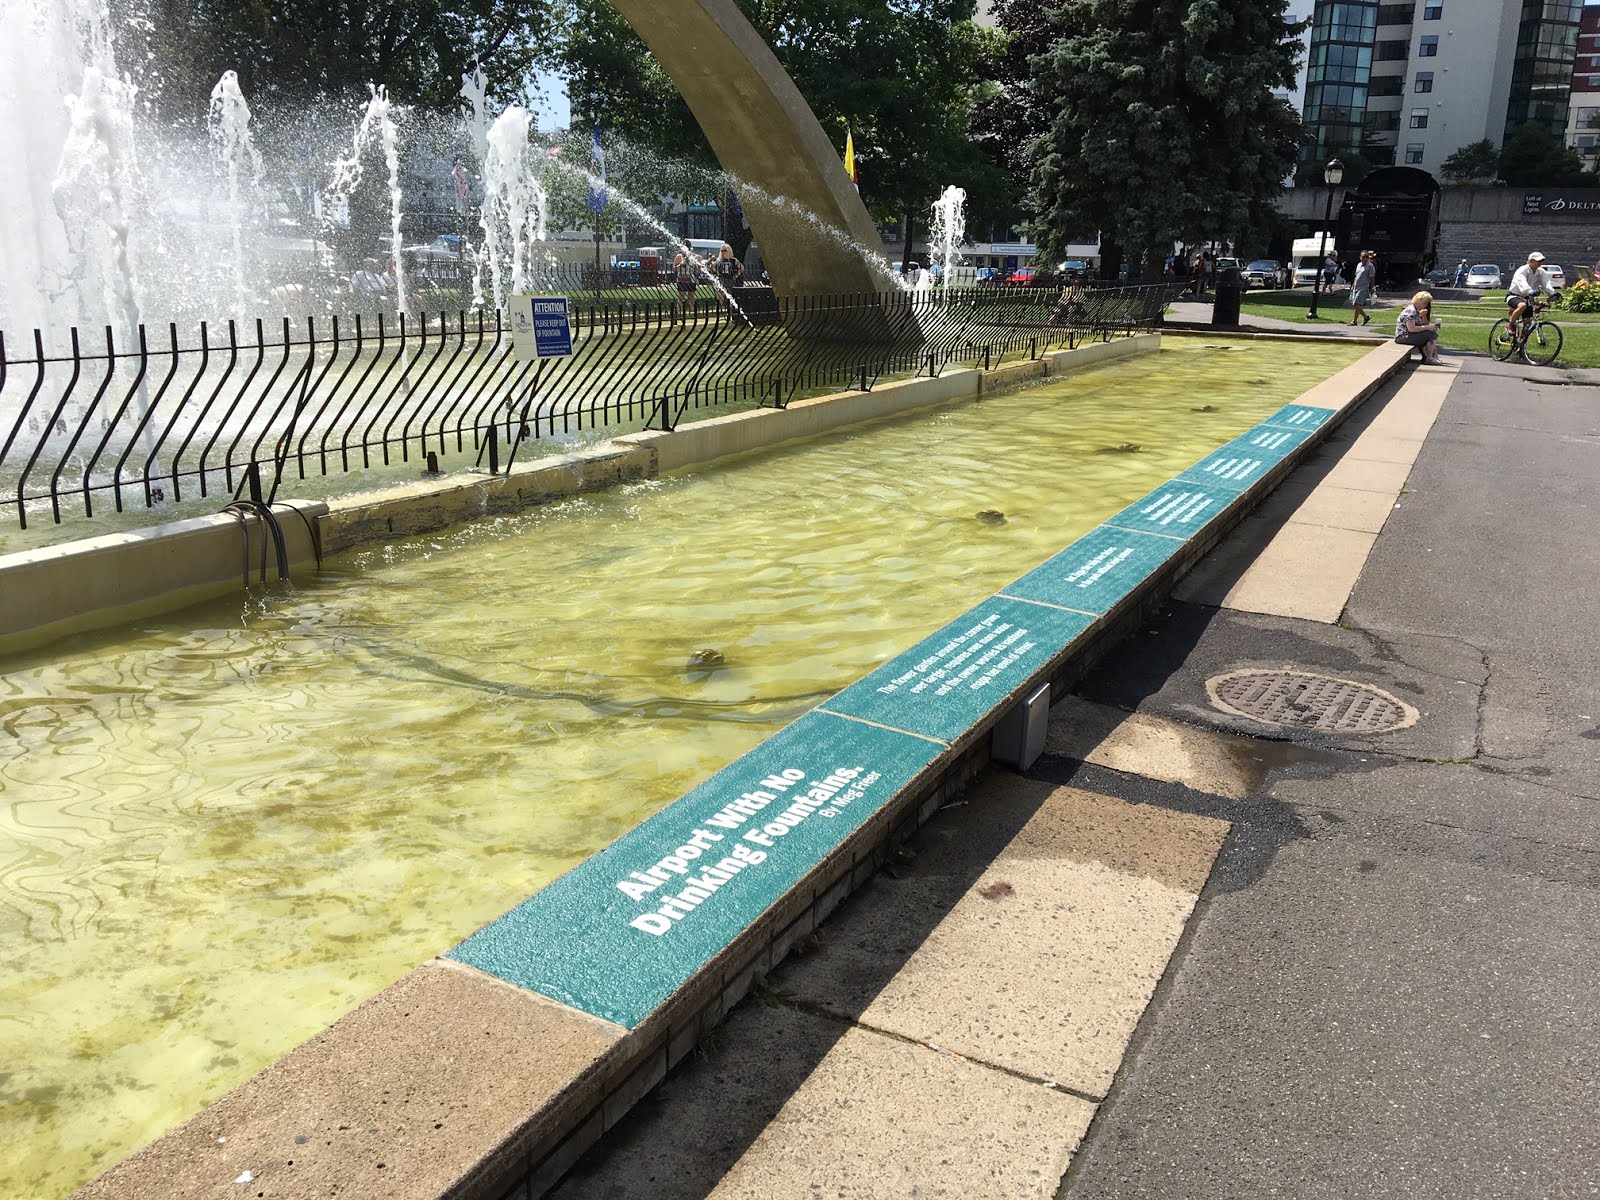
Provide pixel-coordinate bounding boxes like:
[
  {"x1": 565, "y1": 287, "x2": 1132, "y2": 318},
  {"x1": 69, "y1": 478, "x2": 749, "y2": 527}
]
[{"x1": 1213, "y1": 264, "x2": 1242, "y2": 326}]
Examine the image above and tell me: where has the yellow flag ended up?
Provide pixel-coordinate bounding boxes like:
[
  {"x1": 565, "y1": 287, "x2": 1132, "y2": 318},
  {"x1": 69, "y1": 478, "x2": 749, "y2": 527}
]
[{"x1": 844, "y1": 130, "x2": 857, "y2": 189}]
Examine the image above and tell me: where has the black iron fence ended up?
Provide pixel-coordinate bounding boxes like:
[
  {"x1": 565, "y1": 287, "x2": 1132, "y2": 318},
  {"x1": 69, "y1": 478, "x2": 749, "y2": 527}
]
[{"x1": 0, "y1": 275, "x2": 1179, "y2": 532}]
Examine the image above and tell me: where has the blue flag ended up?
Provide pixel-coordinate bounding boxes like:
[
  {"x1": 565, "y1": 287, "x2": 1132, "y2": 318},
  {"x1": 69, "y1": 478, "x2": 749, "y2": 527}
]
[{"x1": 587, "y1": 123, "x2": 606, "y2": 215}]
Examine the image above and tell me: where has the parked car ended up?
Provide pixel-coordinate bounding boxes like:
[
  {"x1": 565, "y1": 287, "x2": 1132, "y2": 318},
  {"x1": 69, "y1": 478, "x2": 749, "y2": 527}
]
[
  {"x1": 1003, "y1": 266, "x2": 1059, "y2": 287},
  {"x1": 1546, "y1": 264, "x2": 1567, "y2": 289},
  {"x1": 1059, "y1": 258, "x2": 1089, "y2": 280},
  {"x1": 403, "y1": 233, "x2": 463, "y2": 264},
  {"x1": 975, "y1": 267, "x2": 1004, "y2": 286},
  {"x1": 1464, "y1": 264, "x2": 1503, "y2": 289},
  {"x1": 1245, "y1": 260, "x2": 1288, "y2": 289},
  {"x1": 1213, "y1": 256, "x2": 1245, "y2": 277},
  {"x1": 1420, "y1": 267, "x2": 1454, "y2": 288}
]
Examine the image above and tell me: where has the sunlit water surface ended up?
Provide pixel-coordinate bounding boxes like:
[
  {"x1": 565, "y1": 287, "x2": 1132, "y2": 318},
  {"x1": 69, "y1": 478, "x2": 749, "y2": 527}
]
[{"x1": 0, "y1": 339, "x2": 1363, "y2": 1196}]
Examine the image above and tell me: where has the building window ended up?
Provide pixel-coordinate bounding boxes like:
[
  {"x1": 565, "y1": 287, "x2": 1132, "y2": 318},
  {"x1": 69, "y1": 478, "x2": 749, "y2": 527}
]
[
  {"x1": 1419, "y1": 35, "x2": 1438, "y2": 56},
  {"x1": 1423, "y1": 2, "x2": 1442, "y2": 19},
  {"x1": 1405, "y1": 143, "x2": 1425, "y2": 163},
  {"x1": 1377, "y1": 3, "x2": 1414, "y2": 25},
  {"x1": 1370, "y1": 74, "x2": 1406, "y2": 96},
  {"x1": 1415, "y1": 71, "x2": 1433, "y2": 92},
  {"x1": 1410, "y1": 106, "x2": 1430, "y2": 127},
  {"x1": 1377, "y1": 39, "x2": 1410, "y2": 60}
]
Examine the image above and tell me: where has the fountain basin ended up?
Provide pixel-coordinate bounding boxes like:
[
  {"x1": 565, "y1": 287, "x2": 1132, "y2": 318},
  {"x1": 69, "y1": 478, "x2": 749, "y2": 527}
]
[{"x1": 0, "y1": 338, "x2": 1408, "y2": 1198}]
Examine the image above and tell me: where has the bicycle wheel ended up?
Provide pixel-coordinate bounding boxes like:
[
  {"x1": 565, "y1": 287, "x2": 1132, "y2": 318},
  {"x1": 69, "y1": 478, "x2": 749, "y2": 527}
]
[
  {"x1": 1522, "y1": 319, "x2": 1563, "y2": 367},
  {"x1": 1488, "y1": 319, "x2": 1517, "y2": 361}
]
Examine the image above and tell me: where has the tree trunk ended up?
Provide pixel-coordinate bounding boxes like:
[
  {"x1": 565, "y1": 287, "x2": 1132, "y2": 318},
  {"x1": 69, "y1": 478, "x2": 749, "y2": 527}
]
[
  {"x1": 1098, "y1": 242, "x2": 1123, "y2": 283},
  {"x1": 902, "y1": 208, "x2": 918, "y2": 273}
]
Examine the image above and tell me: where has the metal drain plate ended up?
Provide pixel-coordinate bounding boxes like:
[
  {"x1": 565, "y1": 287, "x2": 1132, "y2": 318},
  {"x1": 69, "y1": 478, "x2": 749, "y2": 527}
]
[{"x1": 1206, "y1": 669, "x2": 1418, "y2": 734}]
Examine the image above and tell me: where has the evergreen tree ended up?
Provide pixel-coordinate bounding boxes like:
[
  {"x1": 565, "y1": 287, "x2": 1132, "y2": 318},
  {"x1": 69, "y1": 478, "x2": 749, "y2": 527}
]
[{"x1": 1024, "y1": 0, "x2": 1304, "y2": 271}]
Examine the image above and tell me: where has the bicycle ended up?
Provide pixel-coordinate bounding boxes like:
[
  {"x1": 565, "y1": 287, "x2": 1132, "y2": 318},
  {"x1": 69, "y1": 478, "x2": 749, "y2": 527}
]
[{"x1": 1489, "y1": 297, "x2": 1563, "y2": 366}]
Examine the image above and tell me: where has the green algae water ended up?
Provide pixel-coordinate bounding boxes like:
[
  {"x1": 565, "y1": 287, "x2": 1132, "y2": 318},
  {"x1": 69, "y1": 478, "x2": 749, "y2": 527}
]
[{"x1": 0, "y1": 339, "x2": 1364, "y2": 1196}]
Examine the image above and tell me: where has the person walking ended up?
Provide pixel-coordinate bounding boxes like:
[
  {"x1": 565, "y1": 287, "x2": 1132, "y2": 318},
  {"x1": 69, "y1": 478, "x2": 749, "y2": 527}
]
[
  {"x1": 1453, "y1": 258, "x2": 1470, "y2": 287},
  {"x1": 1349, "y1": 250, "x2": 1377, "y2": 326}
]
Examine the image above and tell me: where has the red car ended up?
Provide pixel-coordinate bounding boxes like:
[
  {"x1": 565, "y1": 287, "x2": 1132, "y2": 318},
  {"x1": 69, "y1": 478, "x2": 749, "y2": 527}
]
[{"x1": 1002, "y1": 267, "x2": 1058, "y2": 287}]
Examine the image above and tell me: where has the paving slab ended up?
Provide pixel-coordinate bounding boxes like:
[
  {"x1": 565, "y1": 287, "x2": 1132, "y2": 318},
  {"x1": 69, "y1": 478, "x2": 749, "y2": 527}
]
[
  {"x1": 775, "y1": 778, "x2": 1227, "y2": 1096},
  {"x1": 1042, "y1": 696, "x2": 1266, "y2": 800},
  {"x1": 1175, "y1": 516, "x2": 1376, "y2": 622},
  {"x1": 551, "y1": 1002, "x2": 1096, "y2": 1200},
  {"x1": 1252, "y1": 480, "x2": 1398, "y2": 534},
  {"x1": 75, "y1": 962, "x2": 625, "y2": 1200},
  {"x1": 1338, "y1": 432, "x2": 1427, "y2": 464},
  {"x1": 1302, "y1": 452, "x2": 1416, "y2": 494}
]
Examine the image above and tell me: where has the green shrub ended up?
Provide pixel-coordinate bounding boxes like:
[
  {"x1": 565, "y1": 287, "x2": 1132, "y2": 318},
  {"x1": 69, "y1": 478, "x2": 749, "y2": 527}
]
[{"x1": 1556, "y1": 279, "x2": 1600, "y2": 313}]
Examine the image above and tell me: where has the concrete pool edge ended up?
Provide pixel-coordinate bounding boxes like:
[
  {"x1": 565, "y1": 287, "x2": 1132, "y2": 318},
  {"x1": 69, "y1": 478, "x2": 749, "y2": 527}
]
[
  {"x1": 0, "y1": 336, "x2": 1154, "y2": 651},
  {"x1": 70, "y1": 338, "x2": 1412, "y2": 1200}
]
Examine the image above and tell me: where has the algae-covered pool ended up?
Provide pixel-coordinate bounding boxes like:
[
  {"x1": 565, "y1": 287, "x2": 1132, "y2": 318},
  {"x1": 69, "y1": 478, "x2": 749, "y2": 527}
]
[{"x1": 0, "y1": 338, "x2": 1365, "y2": 1196}]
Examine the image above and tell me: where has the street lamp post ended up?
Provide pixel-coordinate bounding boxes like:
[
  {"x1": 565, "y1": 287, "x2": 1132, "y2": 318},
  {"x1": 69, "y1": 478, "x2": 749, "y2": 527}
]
[{"x1": 1308, "y1": 157, "x2": 1345, "y2": 320}]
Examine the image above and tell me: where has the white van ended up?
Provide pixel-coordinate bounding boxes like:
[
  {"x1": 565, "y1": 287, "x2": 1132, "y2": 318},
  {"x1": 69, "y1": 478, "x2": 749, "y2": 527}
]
[
  {"x1": 1292, "y1": 236, "x2": 1336, "y2": 287},
  {"x1": 686, "y1": 238, "x2": 726, "y2": 262}
]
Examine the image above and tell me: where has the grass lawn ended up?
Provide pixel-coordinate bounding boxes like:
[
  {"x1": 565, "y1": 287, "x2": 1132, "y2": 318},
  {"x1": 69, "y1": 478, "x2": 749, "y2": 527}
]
[{"x1": 1237, "y1": 288, "x2": 1600, "y2": 369}]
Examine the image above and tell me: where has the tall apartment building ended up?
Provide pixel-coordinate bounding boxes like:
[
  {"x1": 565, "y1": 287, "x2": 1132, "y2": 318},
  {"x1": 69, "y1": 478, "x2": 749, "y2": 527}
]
[
  {"x1": 1564, "y1": 6, "x2": 1600, "y2": 168},
  {"x1": 1301, "y1": 0, "x2": 1584, "y2": 178}
]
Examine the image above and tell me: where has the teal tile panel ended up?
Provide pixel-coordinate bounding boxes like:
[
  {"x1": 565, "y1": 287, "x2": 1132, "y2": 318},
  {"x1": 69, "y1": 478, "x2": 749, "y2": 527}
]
[
  {"x1": 1000, "y1": 524, "x2": 1178, "y2": 615},
  {"x1": 820, "y1": 596, "x2": 1094, "y2": 742},
  {"x1": 1260, "y1": 403, "x2": 1336, "y2": 432},
  {"x1": 447, "y1": 711, "x2": 941, "y2": 1028},
  {"x1": 1178, "y1": 424, "x2": 1315, "y2": 492},
  {"x1": 1104, "y1": 478, "x2": 1240, "y2": 539}
]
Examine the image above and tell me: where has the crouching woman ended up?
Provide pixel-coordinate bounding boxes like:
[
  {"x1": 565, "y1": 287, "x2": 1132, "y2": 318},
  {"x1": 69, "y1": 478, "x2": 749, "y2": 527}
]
[{"x1": 1395, "y1": 290, "x2": 1443, "y2": 364}]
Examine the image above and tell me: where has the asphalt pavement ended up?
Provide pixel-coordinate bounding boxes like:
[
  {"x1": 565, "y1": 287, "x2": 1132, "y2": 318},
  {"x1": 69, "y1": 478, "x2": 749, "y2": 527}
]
[{"x1": 1044, "y1": 352, "x2": 1600, "y2": 1198}]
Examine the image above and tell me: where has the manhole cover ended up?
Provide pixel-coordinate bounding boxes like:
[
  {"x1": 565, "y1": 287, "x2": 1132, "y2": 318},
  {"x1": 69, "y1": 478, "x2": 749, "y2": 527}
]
[{"x1": 1206, "y1": 669, "x2": 1418, "y2": 734}]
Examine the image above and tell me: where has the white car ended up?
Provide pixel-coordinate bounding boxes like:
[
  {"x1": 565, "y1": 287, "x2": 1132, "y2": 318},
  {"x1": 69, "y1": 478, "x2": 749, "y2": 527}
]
[
  {"x1": 1464, "y1": 264, "x2": 1503, "y2": 289},
  {"x1": 1546, "y1": 264, "x2": 1567, "y2": 289}
]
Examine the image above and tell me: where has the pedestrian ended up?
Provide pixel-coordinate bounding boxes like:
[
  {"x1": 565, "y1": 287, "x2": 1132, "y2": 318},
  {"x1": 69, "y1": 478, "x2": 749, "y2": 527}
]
[
  {"x1": 1323, "y1": 254, "x2": 1340, "y2": 290},
  {"x1": 1349, "y1": 250, "x2": 1377, "y2": 326},
  {"x1": 1454, "y1": 258, "x2": 1469, "y2": 287},
  {"x1": 1394, "y1": 290, "x2": 1443, "y2": 364},
  {"x1": 1190, "y1": 253, "x2": 1205, "y2": 296},
  {"x1": 672, "y1": 251, "x2": 698, "y2": 317}
]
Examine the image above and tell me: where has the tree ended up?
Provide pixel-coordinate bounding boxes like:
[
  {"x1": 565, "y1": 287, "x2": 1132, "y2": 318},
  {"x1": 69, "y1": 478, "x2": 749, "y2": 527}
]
[
  {"x1": 1021, "y1": 0, "x2": 1305, "y2": 272},
  {"x1": 1497, "y1": 122, "x2": 1596, "y2": 187},
  {"x1": 1439, "y1": 139, "x2": 1501, "y2": 185},
  {"x1": 119, "y1": 0, "x2": 557, "y2": 123}
]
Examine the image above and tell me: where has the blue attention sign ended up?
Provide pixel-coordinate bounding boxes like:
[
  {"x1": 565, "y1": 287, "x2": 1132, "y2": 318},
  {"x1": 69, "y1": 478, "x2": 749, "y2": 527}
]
[
  {"x1": 447, "y1": 711, "x2": 941, "y2": 1028},
  {"x1": 511, "y1": 295, "x2": 574, "y2": 360}
]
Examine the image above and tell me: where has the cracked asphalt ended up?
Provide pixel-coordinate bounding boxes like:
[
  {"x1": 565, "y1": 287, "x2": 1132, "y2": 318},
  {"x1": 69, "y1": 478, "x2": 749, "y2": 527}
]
[{"x1": 1045, "y1": 354, "x2": 1600, "y2": 1199}]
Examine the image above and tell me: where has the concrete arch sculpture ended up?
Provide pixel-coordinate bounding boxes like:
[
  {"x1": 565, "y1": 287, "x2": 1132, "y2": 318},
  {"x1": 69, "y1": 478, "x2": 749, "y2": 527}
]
[{"x1": 607, "y1": 0, "x2": 894, "y2": 298}]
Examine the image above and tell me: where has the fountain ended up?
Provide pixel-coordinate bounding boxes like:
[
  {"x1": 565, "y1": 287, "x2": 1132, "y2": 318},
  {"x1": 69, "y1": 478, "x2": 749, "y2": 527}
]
[
  {"x1": 928, "y1": 184, "x2": 967, "y2": 297},
  {"x1": 207, "y1": 71, "x2": 264, "y2": 317}
]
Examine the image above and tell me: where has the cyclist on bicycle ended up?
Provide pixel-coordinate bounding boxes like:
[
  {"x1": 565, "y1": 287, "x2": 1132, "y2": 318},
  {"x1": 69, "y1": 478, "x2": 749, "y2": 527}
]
[{"x1": 1507, "y1": 251, "x2": 1558, "y2": 331}]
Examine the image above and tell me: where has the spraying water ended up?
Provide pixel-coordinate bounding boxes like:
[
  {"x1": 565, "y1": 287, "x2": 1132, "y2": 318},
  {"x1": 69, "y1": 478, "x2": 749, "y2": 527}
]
[
  {"x1": 459, "y1": 66, "x2": 492, "y2": 309},
  {"x1": 326, "y1": 85, "x2": 408, "y2": 315},
  {"x1": 207, "y1": 71, "x2": 263, "y2": 316},
  {"x1": 927, "y1": 185, "x2": 967, "y2": 299},
  {"x1": 479, "y1": 106, "x2": 548, "y2": 307}
]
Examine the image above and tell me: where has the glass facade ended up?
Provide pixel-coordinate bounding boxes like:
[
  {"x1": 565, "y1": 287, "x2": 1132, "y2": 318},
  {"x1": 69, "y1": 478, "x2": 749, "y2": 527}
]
[
  {"x1": 1505, "y1": 0, "x2": 1582, "y2": 140},
  {"x1": 1304, "y1": 1, "x2": 1379, "y2": 167}
]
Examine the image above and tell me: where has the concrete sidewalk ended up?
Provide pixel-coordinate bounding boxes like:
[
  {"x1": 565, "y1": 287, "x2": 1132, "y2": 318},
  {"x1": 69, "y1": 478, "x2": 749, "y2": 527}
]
[
  {"x1": 540, "y1": 353, "x2": 1599, "y2": 1199},
  {"x1": 1052, "y1": 351, "x2": 1600, "y2": 1198}
]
